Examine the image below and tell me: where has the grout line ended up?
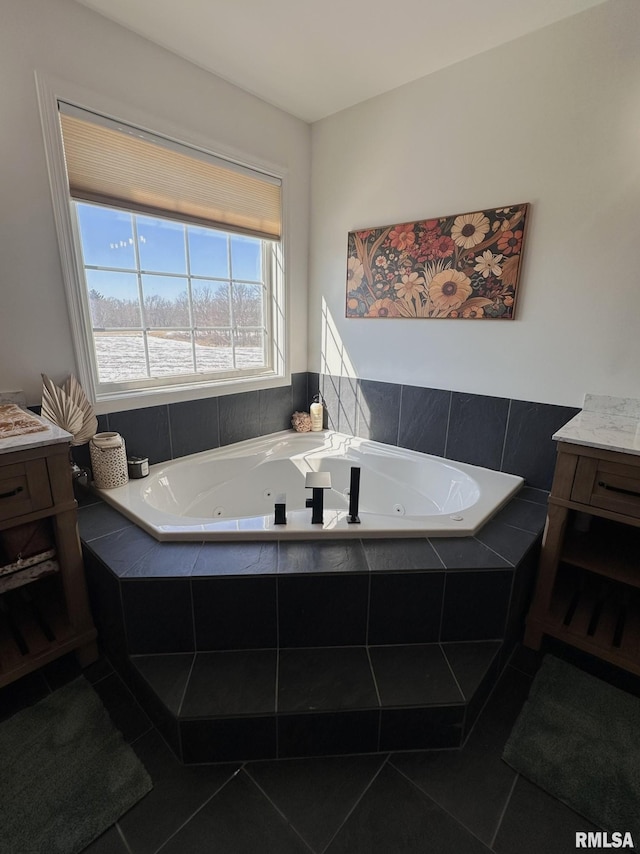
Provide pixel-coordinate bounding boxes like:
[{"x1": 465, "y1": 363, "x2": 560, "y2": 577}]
[
  {"x1": 499, "y1": 399, "x2": 512, "y2": 473},
  {"x1": 243, "y1": 768, "x2": 316, "y2": 853},
  {"x1": 396, "y1": 385, "x2": 404, "y2": 447},
  {"x1": 274, "y1": 577, "x2": 280, "y2": 757},
  {"x1": 176, "y1": 652, "x2": 197, "y2": 718},
  {"x1": 443, "y1": 392, "x2": 453, "y2": 458},
  {"x1": 319, "y1": 755, "x2": 390, "y2": 854},
  {"x1": 365, "y1": 646, "x2": 382, "y2": 707},
  {"x1": 392, "y1": 762, "x2": 492, "y2": 852},
  {"x1": 440, "y1": 643, "x2": 465, "y2": 701},
  {"x1": 490, "y1": 772, "x2": 519, "y2": 849},
  {"x1": 471, "y1": 535, "x2": 515, "y2": 567},
  {"x1": 115, "y1": 821, "x2": 134, "y2": 854},
  {"x1": 153, "y1": 769, "x2": 242, "y2": 853},
  {"x1": 166, "y1": 404, "x2": 174, "y2": 460}
]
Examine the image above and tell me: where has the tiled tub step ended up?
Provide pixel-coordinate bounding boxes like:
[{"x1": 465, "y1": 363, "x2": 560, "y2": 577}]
[
  {"x1": 127, "y1": 641, "x2": 501, "y2": 763},
  {"x1": 78, "y1": 491, "x2": 546, "y2": 761}
]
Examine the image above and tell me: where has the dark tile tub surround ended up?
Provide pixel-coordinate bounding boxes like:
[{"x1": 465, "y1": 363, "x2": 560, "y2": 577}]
[
  {"x1": 79, "y1": 486, "x2": 545, "y2": 763},
  {"x1": 74, "y1": 372, "x2": 576, "y2": 491},
  {"x1": 315, "y1": 374, "x2": 579, "y2": 490}
]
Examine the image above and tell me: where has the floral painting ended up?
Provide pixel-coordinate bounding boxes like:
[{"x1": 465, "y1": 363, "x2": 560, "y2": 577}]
[{"x1": 346, "y1": 203, "x2": 529, "y2": 319}]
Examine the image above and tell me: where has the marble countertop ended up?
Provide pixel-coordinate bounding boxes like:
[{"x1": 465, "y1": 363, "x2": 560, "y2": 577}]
[
  {"x1": 0, "y1": 412, "x2": 73, "y2": 455},
  {"x1": 553, "y1": 394, "x2": 640, "y2": 456}
]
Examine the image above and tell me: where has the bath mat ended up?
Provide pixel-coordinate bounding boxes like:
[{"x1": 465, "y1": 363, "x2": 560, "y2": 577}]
[
  {"x1": 0, "y1": 676, "x2": 152, "y2": 854},
  {"x1": 503, "y1": 655, "x2": 640, "y2": 842}
]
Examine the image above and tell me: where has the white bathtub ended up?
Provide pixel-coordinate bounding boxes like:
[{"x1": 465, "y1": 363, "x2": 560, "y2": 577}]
[{"x1": 95, "y1": 430, "x2": 523, "y2": 541}]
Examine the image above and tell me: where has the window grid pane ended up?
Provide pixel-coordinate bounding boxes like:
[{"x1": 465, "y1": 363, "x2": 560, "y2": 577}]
[{"x1": 77, "y1": 202, "x2": 268, "y2": 386}]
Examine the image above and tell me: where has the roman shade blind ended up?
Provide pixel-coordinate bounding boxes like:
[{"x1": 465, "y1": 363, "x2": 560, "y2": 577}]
[{"x1": 57, "y1": 103, "x2": 282, "y2": 241}]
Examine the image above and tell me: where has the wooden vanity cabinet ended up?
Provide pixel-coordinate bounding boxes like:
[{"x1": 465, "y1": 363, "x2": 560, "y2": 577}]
[
  {"x1": 525, "y1": 442, "x2": 640, "y2": 676},
  {"x1": 0, "y1": 441, "x2": 97, "y2": 688}
]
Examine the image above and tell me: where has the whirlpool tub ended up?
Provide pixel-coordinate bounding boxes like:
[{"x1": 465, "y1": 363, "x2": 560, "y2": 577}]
[{"x1": 94, "y1": 431, "x2": 524, "y2": 541}]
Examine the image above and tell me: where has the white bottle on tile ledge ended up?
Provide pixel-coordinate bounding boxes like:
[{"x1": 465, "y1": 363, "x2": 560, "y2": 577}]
[{"x1": 310, "y1": 396, "x2": 324, "y2": 432}]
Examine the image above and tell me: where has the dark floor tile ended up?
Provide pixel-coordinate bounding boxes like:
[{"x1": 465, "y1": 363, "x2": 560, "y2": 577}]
[
  {"x1": 357, "y1": 379, "x2": 401, "y2": 445},
  {"x1": 430, "y1": 537, "x2": 512, "y2": 570},
  {"x1": 181, "y1": 716, "x2": 277, "y2": 763},
  {"x1": 41, "y1": 652, "x2": 82, "y2": 691},
  {"x1": 368, "y1": 571, "x2": 445, "y2": 644},
  {"x1": 91, "y1": 673, "x2": 151, "y2": 743},
  {"x1": 118, "y1": 729, "x2": 238, "y2": 854},
  {"x1": 109, "y1": 405, "x2": 171, "y2": 465},
  {"x1": 218, "y1": 391, "x2": 260, "y2": 445},
  {"x1": 492, "y1": 498, "x2": 548, "y2": 535},
  {"x1": 325, "y1": 763, "x2": 491, "y2": 853},
  {"x1": 82, "y1": 656, "x2": 114, "y2": 684},
  {"x1": 78, "y1": 502, "x2": 133, "y2": 542},
  {"x1": 441, "y1": 570, "x2": 513, "y2": 642},
  {"x1": 474, "y1": 519, "x2": 538, "y2": 566},
  {"x1": 398, "y1": 386, "x2": 451, "y2": 457},
  {"x1": 370, "y1": 644, "x2": 463, "y2": 706},
  {"x1": 442, "y1": 641, "x2": 501, "y2": 701},
  {"x1": 124, "y1": 542, "x2": 202, "y2": 578},
  {"x1": 391, "y1": 736, "x2": 517, "y2": 846},
  {"x1": 81, "y1": 825, "x2": 129, "y2": 853},
  {"x1": 168, "y1": 396, "x2": 220, "y2": 458},
  {"x1": 278, "y1": 540, "x2": 368, "y2": 574},
  {"x1": 160, "y1": 770, "x2": 309, "y2": 854},
  {"x1": 120, "y1": 578, "x2": 194, "y2": 654},
  {"x1": 0, "y1": 670, "x2": 49, "y2": 723},
  {"x1": 507, "y1": 643, "x2": 545, "y2": 677},
  {"x1": 86, "y1": 526, "x2": 158, "y2": 577},
  {"x1": 180, "y1": 650, "x2": 277, "y2": 717},
  {"x1": 278, "y1": 574, "x2": 369, "y2": 647},
  {"x1": 446, "y1": 393, "x2": 510, "y2": 471},
  {"x1": 192, "y1": 542, "x2": 277, "y2": 576},
  {"x1": 131, "y1": 653, "x2": 193, "y2": 715},
  {"x1": 278, "y1": 710, "x2": 379, "y2": 759},
  {"x1": 362, "y1": 538, "x2": 443, "y2": 572},
  {"x1": 493, "y1": 776, "x2": 598, "y2": 854},
  {"x1": 246, "y1": 754, "x2": 384, "y2": 853},
  {"x1": 192, "y1": 576, "x2": 277, "y2": 650},
  {"x1": 278, "y1": 647, "x2": 378, "y2": 712},
  {"x1": 379, "y1": 705, "x2": 464, "y2": 751}
]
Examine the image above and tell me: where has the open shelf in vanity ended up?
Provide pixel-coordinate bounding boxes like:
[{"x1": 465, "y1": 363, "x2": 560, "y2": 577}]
[
  {"x1": 0, "y1": 433, "x2": 97, "y2": 688},
  {"x1": 525, "y1": 434, "x2": 640, "y2": 677}
]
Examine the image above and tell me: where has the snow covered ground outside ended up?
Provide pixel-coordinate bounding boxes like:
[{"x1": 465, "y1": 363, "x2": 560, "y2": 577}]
[{"x1": 94, "y1": 334, "x2": 263, "y2": 382}]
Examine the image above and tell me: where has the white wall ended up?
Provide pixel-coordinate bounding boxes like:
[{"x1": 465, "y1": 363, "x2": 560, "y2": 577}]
[
  {"x1": 309, "y1": 0, "x2": 640, "y2": 407},
  {"x1": 0, "y1": 0, "x2": 310, "y2": 407}
]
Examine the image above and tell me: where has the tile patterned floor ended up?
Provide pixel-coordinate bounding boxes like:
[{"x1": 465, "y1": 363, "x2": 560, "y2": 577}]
[{"x1": 1, "y1": 645, "x2": 636, "y2": 853}]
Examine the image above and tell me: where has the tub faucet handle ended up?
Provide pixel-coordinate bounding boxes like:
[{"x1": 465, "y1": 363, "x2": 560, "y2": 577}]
[
  {"x1": 305, "y1": 472, "x2": 331, "y2": 524},
  {"x1": 274, "y1": 493, "x2": 287, "y2": 525}
]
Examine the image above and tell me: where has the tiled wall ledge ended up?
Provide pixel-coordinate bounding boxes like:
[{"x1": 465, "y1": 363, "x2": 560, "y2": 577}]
[
  {"x1": 72, "y1": 373, "x2": 309, "y2": 470},
  {"x1": 311, "y1": 374, "x2": 579, "y2": 491},
  {"x1": 72, "y1": 371, "x2": 577, "y2": 491}
]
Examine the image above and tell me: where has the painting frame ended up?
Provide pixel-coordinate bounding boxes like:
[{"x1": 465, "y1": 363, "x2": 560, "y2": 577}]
[{"x1": 346, "y1": 203, "x2": 529, "y2": 320}]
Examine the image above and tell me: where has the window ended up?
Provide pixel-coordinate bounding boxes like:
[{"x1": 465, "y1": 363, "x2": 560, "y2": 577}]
[
  {"x1": 77, "y1": 202, "x2": 271, "y2": 388},
  {"x1": 47, "y1": 98, "x2": 286, "y2": 404}
]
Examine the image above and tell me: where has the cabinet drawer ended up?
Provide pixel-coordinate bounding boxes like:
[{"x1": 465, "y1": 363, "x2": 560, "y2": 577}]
[
  {"x1": 0, "y1": 459, "x2": 53, "y2": 522},
  {"x1": 572, "y1": 456, "x2": 640, "y2": 520}
]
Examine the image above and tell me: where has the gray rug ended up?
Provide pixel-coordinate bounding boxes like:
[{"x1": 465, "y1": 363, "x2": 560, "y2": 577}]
[
  {"x1": 0, "y1": 676, "x2": 152, "y2": 854},
  {"x1": 503, "y1": 655, "x2": 640, "y2": 842}
]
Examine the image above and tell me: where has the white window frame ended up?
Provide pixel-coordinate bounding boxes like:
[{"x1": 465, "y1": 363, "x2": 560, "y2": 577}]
[{"x1": 35, "y1": 72, "x2": 289, "y2": 413}]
